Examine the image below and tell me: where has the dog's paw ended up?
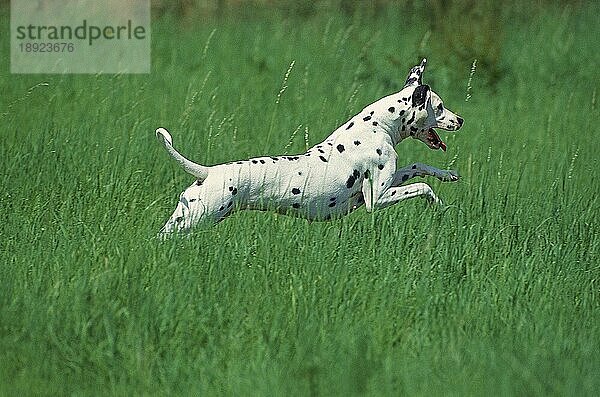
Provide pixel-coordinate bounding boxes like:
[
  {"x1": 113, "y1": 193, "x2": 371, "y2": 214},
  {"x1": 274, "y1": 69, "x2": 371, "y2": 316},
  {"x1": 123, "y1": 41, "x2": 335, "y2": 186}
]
[
  {"x1": 439, "y1": 170, "x2": 460, "y2": 182},
  {"x1": 424, "y1": 191, "x2": 443, "y2": 206},
  {"x1": 427, "y1": 196, "x2": 443, "y2": 207}
]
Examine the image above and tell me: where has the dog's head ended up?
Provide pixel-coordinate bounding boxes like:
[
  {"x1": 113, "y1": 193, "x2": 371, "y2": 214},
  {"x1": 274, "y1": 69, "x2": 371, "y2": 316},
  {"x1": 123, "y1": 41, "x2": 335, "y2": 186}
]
[{"x1": 382, "y1": 59, "x2": 463, "y2": 150}]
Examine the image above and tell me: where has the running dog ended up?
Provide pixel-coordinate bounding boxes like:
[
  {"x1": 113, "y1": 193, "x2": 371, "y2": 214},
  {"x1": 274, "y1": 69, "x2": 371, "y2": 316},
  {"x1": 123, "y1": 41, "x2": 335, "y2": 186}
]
[{"x1": 156, "y1": 59, "x2": 463, "y2": 236}]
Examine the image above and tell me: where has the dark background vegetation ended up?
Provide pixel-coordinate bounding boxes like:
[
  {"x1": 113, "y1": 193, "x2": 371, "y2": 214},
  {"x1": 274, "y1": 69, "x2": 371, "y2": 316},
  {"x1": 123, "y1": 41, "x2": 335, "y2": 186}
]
[{"x1": 147, "y1": 0, "x2": 586, "y2": 86}]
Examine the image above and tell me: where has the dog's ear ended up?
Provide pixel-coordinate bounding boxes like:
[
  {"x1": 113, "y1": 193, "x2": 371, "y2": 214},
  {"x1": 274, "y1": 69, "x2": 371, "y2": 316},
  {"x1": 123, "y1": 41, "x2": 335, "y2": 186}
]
[
  {"x1": 404, "y1": 58, "x2": 427, "y2": 87},
  {"x1": 411, "y1": 84, "x2": 430, "y2": 107}
]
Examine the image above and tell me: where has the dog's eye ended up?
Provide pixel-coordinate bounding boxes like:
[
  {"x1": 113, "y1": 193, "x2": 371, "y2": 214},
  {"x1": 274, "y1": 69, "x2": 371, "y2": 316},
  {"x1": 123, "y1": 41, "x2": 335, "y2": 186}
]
[
  {"x1": 435, "y1": 103, "x2": 444, "y2": 116},
  {"x1": 175, "y1": 216, "x2": 184, "y2": 223}
]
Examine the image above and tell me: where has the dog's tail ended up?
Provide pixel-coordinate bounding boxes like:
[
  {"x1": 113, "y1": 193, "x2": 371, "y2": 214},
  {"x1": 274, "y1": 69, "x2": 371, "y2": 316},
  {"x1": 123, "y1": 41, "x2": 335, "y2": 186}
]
[{"x1": 155, "y1": 127, "x2": 210, "y2": 182}]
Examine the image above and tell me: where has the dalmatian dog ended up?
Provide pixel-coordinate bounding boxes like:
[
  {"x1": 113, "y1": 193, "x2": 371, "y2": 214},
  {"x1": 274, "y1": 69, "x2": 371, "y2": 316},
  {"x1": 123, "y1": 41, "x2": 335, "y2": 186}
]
[{"x1": 156, "y1": 59, "x2": 463, "y2": 237}]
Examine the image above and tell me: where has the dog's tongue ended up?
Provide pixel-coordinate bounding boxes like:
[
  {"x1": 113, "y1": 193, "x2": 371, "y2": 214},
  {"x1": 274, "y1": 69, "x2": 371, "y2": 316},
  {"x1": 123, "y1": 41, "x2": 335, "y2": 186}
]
[{"x1": 429, "y1": 129, "x2": 447, "y2": 151}]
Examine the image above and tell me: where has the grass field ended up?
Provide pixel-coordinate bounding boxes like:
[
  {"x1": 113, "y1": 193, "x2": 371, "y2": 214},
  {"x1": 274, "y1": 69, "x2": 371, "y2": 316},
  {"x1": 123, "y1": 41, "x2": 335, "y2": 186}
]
[{"x1": 1, "y1": 2, "x2": 599, "y2": 395}]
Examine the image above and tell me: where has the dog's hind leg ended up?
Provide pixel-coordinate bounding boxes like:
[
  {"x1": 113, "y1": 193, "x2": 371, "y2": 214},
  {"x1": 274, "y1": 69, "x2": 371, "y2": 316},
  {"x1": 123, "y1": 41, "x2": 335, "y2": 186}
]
[{"x1": 158, "y1": 195, "x2": 235, "y2": 238}]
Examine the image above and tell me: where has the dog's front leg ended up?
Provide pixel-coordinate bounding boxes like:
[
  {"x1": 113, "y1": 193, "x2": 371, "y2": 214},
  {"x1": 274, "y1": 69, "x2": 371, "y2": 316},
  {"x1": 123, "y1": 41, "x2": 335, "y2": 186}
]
[
  {"x1": 391, "y1": 162, "x2": 459, "y2": 186},
  {"x1": 371, "y1": 182, "x2": 442, "y2": 209},
  {"x1": 361, "y1": 166, "x2": 441, "y2": 211}
]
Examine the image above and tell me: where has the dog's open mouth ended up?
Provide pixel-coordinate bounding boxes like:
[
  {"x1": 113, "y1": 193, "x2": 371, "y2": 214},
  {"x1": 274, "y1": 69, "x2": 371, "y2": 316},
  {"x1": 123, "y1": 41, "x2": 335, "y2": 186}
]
[{"x1": 427, "y1": 128, "x2": 447, "y2": 151}]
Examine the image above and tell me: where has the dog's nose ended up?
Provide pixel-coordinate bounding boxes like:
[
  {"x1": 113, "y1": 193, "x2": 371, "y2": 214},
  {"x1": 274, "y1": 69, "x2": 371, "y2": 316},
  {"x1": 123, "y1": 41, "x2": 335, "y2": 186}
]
[{"x1": 456, "y1": 117, "x2": 464, "y2": 127}]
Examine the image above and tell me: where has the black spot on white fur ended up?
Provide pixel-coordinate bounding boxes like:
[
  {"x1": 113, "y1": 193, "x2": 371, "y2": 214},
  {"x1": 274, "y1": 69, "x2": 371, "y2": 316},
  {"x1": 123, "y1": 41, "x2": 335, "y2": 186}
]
[
  {"x1": 337, "y1": 144, "x2": 345, "y2": 153},
  {"x1": 346, "y1": 169, "x2": 360, "y2": 188}
]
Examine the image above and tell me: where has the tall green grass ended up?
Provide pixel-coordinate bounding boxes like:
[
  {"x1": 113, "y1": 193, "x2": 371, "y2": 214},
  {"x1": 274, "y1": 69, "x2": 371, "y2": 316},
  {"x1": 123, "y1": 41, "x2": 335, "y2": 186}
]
[{"x1": 1, "y1": 3, "x2": 599, "y2": 395}]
